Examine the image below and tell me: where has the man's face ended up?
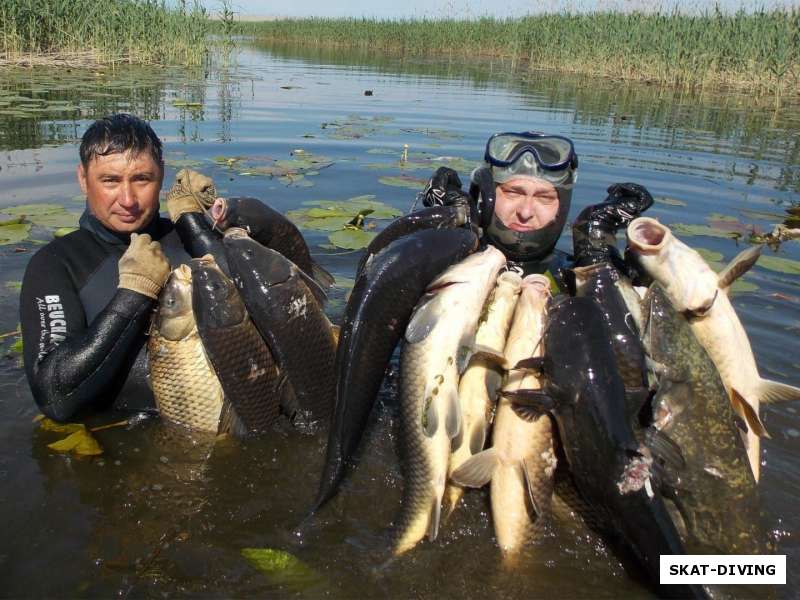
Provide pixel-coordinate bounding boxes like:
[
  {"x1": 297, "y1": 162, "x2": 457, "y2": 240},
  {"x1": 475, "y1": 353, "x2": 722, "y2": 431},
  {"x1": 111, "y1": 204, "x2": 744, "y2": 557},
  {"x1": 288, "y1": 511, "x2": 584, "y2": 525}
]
[
  {"x1": 77, "y1": 151, "x2": 163, "y2": 234},
  {"x1": 493, "y1": 177, "x2": 559, "y2": 232}
]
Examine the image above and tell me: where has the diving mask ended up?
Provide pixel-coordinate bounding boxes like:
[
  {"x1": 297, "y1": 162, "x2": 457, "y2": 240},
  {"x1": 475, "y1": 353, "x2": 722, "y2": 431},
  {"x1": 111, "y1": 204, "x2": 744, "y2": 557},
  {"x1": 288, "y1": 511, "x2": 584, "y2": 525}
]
[{"x1": 485, "y1": 132, "x2": 578, "y2": 186}]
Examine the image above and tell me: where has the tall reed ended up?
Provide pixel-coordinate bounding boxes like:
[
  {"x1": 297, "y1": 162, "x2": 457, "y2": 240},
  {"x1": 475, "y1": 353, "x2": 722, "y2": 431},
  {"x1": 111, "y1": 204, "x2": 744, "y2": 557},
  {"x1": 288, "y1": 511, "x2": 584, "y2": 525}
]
[
  {"x1": 1, "y1": 0, "x2": 211, "y2": 66},
  {"x1": 243, "y1": 9, "x2": 800, "y2": 95}
]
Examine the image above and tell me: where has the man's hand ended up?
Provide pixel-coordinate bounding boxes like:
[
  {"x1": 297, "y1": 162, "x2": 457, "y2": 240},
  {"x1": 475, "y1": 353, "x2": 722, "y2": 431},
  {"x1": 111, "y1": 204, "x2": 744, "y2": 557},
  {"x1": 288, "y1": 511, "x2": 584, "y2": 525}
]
[
  {"x1": 603, "y1": 182, "x2": 654, "y2": 223},
  {"x1": 422, "y1": 166, "x2": 470, "y2": 207},
  {"x1": 166, "y1": 168, "x2": 217, "y2": 222},
  {"x1": 118, "y1": 233, "x2": 171, "y2": 299}
]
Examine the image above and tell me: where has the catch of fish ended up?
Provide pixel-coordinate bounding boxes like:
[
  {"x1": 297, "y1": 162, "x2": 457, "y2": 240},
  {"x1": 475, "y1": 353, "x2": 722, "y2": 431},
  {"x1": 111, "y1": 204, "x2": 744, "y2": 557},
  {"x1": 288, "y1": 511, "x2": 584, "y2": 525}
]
[{"x1": 140, "y1": 184, "x2": 797, "y2": 598}]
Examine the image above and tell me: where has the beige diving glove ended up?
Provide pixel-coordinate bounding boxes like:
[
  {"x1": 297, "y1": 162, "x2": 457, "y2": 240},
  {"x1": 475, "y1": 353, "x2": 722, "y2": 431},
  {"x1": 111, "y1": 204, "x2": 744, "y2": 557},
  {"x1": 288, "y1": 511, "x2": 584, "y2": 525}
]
[
  {"x1": 166, "y1": 168, "x2": 217, "y2": 222},
  {"x1": 118, "y1": 233, "x2": 171, "y2": 299}
]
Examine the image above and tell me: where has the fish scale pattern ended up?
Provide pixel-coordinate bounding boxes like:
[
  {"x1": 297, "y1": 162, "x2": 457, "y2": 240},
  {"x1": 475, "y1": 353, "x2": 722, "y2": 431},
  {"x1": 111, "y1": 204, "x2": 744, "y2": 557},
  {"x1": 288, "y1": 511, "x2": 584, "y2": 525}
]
[
  {"x1": 392, "y1": 345, "x2": 450, "y2": 556},
  {"x1": 148, "y1": 330, "x2": 225, "y2": 432},
  {"x1": 199, "y1": 316, "x2": 281, "y2": 434}
]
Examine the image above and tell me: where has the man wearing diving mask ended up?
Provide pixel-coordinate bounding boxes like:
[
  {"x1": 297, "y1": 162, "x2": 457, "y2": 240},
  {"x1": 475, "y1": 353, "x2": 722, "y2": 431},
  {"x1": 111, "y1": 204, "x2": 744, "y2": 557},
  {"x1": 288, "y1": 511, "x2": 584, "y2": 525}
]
[{"x1": 422, "y1": 131, "x2": 653, "y2": 284}]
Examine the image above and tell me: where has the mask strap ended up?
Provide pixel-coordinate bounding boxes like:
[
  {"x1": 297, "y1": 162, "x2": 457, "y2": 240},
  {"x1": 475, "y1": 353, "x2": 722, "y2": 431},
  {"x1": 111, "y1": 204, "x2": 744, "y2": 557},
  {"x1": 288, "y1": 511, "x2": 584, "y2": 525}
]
[{"x1": 469, "y1": 167, "x2": 495, "y2": 230}]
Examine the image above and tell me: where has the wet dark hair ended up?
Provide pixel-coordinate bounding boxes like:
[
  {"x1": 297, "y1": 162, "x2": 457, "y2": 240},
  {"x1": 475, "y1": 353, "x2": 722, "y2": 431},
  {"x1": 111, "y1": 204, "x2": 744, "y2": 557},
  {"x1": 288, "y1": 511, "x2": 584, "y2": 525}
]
[{"x1": 79, "y1": 113, "x2": 163, "y2": 170}]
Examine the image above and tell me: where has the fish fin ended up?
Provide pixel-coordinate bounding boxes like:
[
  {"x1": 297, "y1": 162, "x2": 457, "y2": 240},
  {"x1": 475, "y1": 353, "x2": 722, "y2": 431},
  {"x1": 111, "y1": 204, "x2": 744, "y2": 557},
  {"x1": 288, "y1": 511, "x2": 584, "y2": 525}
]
[
  {"x1": 450, "y1": 448, "x2": 499, "y2": 488},
  {"x1": 445, "y1": 387, "x2": 462, "y2": 440},
  {"x1": 311, "y1": 260, "x2": 335, "y2": 289},
  {"x1": 512, "y1": 357, "x2": 545, "y2": 373},
  {"x1": 644, "y1": 428, "x2": 686, "y2": 471},
  {"x1": 757, "y1": 378, "x2": 800, "y2": 403},
  {"x1": 717, "y1": 244, "x2": 762, "y2": 291},
  {"x1": 730, "y1": 389, "x2": 770, "y2": 439},
  {"x1": 427, "y1": 493, "x2": 442, "y2": 542},
  {"x1": 423, "y1": 396, "x2": 439, "y2": 437},
  {"x1": 296, "y1": 267, "x2": 328, "y2": 306},
  {"x1": 218, "y1": 401, "x2": 249, "y2": 438},
  {"x1": 471, "y1": 345, "x2": 507, "y2": 368},
  {"x1": 469, "y1": 420, "x2": 488, "y2": 455},
  {"x1": 405, "y1": 294, "x2": 442, "y2": 344},
  {"x1": 521, "y1": 457, "x2": 551, "y2": 520},
  {"x1": 502, "y1": 389, "x2": 555, "y2": 420}
]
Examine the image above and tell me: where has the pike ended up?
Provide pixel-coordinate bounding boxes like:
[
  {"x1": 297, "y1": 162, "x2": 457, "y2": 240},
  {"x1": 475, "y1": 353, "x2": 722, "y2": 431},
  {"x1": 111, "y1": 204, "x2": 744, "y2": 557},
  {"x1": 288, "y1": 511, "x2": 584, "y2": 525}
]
[
  {"x1": 627, "y1": 217, "x2": 800, "y2": 481},
  {"x1": 391, "y1": 246, "x2": 506, "y2": 556},
  {"x1": 452, "y1": 274, "x2": 555, "y2": 564}
]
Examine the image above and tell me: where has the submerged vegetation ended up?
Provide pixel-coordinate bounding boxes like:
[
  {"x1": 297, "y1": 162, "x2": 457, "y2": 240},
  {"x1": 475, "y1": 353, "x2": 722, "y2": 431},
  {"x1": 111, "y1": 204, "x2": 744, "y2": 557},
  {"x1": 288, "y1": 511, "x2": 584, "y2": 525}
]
[
  {"x1": 244, "y1": 9, "x2": 800, "y2": 97},
  {"x1": 0, "y1": 0, "x2": 211, "y2": 67}
]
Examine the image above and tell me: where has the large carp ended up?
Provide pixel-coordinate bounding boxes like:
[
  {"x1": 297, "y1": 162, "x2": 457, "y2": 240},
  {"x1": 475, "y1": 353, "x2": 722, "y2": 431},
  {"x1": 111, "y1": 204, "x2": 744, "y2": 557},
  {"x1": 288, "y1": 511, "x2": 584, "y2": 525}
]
[
  {"x1": 209, "y1": 196, "x2": 334, "y2": 288},
  {"x1": 356, "y1": 203, "x2": 470, "y2": 275},
  {"x1": 627, "y1": 216, "x2": 800, "y2": 481},
  {"x1": 445, "y1": 269, "x2": 522, "y2": 517},
  {"x1": 190, "y1": 255, "x2": 284, "y2": 436},
  {"x1": 312, "y1": 227, "x2": 479, "y2": 514},
  {"x1": 392, "y1": 245, "x2": 507, "y2": 556},
  {"x1": 506, "y1": 297, "x2": 704, "y2": 599},
  {"x1": 148, "y1": 265, "x2": 225, "y2": 432},
  {"x1": 452, "y1": 274, "x2": 555, "y2": 564},
  {"x1": 222, "y1": 228, "x2": 337, "y2": 424},
  {"x1": 642, "y1": 283, "x2": 766, "y2": 557}
]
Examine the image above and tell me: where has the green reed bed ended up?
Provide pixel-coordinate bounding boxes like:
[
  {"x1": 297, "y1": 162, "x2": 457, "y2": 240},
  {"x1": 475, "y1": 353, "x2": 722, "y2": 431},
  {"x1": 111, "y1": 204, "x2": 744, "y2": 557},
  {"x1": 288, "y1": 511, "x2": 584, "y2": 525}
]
[
  {"x1": 1, "y1": 0, "x2": 211, "y2": 67},
  {"x1": 244, "y1": 10, "x2": 800, "y2": 96}
]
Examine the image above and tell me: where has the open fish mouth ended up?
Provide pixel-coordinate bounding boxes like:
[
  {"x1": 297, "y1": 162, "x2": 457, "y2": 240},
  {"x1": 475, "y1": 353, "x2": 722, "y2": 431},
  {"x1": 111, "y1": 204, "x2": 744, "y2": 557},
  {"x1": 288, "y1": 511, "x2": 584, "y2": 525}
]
[{"x1": 627, "y1": 217, "x2": 670, "y2": 254}]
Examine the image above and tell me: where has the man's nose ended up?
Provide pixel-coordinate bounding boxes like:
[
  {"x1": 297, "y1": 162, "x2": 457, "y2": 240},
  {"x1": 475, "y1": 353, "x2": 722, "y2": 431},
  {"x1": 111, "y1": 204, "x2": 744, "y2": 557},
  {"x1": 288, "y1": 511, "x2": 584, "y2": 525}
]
[
  {"x1": 118, "y1": 182, "x2": 136, "y2": 208},
  {"x1": 516, "y1": 197, "x2": 537, "y2": 221}
]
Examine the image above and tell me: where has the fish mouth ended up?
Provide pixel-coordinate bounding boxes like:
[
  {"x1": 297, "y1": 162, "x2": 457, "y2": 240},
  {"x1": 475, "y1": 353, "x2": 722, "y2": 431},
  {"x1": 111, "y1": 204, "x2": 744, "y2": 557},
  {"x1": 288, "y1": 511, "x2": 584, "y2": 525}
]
[
  {"x1": 627, "y1": 217, "x2": 670, "y2": 255},
  {"x1": 521, "y1": 273, "x2": 551, "y2": 296},
  {"x1": 209, "y1": 197, "x2": 228, "y2": 230}
]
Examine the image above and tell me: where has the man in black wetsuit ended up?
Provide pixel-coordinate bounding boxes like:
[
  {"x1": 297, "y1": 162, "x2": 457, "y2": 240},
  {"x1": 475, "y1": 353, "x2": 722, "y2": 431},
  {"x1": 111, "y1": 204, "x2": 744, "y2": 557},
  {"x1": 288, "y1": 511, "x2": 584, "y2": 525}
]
[
  {"x1": 19, "y1": 114, "x2": 218, "y2": 422},
  {"x1": 421, "y1": 131, "x2": 653, "y2": 283}
]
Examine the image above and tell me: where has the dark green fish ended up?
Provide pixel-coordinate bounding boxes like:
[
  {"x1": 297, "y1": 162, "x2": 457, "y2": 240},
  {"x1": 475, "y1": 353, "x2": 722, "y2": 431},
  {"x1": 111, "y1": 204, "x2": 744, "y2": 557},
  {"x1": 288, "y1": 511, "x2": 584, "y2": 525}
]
[
  {"x1": 312, "y1": 227, "x2": 479, "y2": 514},
  {"x1": 506, "y1": 297, "x2": 705, "y2": 600},
  {"x1": 210, "y1": 196, "x2": 334, "y2": 288},
  {"x1": 356, "y1": 204, "x2": 469, "y2": 275},
  {"x1": 222, "y1": 229, "x2": 337, "y2": 425},
  {"x1": 190, "y1": 255, "x2": 284, "y2": 436},
  {"x1": 642, "y1": 283, "x2": 766, "y2": 557}
]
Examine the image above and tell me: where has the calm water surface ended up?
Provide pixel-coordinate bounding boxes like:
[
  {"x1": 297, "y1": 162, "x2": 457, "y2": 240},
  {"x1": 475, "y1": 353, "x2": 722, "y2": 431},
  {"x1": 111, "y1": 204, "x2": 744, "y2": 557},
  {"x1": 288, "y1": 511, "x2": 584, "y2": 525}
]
[{"x1": 0, "y1": 43, "x2": 798, "y2": 598}]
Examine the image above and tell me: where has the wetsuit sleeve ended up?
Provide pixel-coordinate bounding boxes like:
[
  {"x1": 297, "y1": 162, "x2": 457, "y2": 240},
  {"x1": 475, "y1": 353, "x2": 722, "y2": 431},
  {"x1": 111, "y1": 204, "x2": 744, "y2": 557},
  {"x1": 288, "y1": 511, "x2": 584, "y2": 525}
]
[
  {"x1": 173, "y1": 213, "x2": 230, "y2": 274},
  {"x1": 20, "y1": 246, "x2": 155, "y2": 421}
]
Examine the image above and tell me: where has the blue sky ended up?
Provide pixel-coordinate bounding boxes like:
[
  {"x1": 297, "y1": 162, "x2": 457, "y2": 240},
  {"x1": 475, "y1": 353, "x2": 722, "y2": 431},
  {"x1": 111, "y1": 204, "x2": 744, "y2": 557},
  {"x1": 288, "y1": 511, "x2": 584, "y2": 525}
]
[{"x1": 223, "y1": 0, "x2": 799, "y2": 18}]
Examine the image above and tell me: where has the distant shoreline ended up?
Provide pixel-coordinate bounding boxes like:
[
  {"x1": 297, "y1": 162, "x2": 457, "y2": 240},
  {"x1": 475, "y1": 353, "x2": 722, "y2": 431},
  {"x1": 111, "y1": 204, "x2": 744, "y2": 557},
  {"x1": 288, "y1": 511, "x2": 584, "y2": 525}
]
[{"x1": 238, "y1": 12, "x2": 799, "y2": 100}]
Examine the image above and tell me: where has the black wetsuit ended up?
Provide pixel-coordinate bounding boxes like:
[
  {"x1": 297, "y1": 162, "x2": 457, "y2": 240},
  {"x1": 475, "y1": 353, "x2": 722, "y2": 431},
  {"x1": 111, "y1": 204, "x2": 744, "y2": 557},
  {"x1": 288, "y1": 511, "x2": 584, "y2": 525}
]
[{"x1": 20, "y1": 211, "x2": 192, "y2": 421}]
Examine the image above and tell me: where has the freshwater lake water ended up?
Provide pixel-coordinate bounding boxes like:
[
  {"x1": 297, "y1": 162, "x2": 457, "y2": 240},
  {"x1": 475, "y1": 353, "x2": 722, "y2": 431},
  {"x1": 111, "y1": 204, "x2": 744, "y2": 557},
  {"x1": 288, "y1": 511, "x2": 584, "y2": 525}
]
[{"x1": 0, "y1": 42, "x2": 798, "y2": 597}]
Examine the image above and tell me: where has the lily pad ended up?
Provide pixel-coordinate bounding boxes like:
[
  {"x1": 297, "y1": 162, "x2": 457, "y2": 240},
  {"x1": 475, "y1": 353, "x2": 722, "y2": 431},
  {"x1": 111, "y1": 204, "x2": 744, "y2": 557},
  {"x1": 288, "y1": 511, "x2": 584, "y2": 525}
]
[
  {"x1": 241, "y1": 547, "x2": 320, "y2": 589},
  {"x1": 379, "y1": 175, "x2": 428, "y2": 190},
  {"x1": 655, "y1": 196, "x2": 688, "y2": 207},
  {"x1": 29, "y1": 211, "x2": 81, "y2": 229},
  {"x1": 5, "y1": 281, "x2": 22, "y2": 291},
  {"x1": 670, "y1": 223, "x2": 737, "y2": 239},
  {"x1": 47, "y1": 428, "x2": 103, "y2": 456},
  {"x1": 166, "y1": 158, "x2": 203, "y2": 169},
  {"x1": 757, "y1": 254, "x2": 800, "y2": 275},
  {"x1": 328, "y1": 228, "x2": 377, "y2": 250},
  {"x1": 333, "y1": 275, "x2": 357, "y2": 290},
  {"x1": 4, "y1": 203, "x2": 66, "y2": 217},
  {"x1": 0, "y1": 222, "x2": 31, "y2": 245},
  {"x1": 9, "y1": 338, "x2": 23, "y2": 355},
  {"x1": 695, "y1": 248, "x2": 724, "y2": 263},
  {"x1": 54, "y1": 227, "x2": 78, "y2": 237}
]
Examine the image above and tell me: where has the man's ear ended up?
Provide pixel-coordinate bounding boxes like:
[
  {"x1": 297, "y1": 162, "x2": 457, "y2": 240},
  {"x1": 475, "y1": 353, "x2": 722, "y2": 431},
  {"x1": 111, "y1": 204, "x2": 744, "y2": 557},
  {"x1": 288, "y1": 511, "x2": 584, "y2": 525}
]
[{"x1": 77, "y1": 163, "x2": 88, "y2": 195}]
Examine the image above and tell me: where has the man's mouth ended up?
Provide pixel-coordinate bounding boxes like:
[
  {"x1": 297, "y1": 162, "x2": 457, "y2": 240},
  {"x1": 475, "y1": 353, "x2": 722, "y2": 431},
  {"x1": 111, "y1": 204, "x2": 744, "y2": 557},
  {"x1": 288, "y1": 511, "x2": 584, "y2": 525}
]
[
  {"x1": 508, "y1": 223, "x2": 538, "y2": 232},
  {"x1": 115, "y1": 212, "x2": 140, "y2": 223}
]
